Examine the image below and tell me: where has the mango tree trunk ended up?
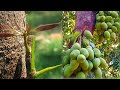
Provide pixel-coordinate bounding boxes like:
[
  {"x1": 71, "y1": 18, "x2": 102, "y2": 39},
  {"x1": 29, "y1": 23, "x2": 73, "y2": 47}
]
[{"x1": 0, "y1": 11, "x2": 32, "y2": 79}]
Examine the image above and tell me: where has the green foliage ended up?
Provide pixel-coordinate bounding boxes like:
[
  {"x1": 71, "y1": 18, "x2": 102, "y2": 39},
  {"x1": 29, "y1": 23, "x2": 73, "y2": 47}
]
[
  {"x1": 34, "y1": 35, "x2": 63, "y2": 79},
  {"x1": 26, "y1": 11, "x2": 63, "y2": 79},
  {"x1": 63, "y1": 11, "x2": 76, "y2": 50},
  {"x1": 94, "y1": 11, "x2": 120, "y2": 78},
  {"x1": 26, "y1": 11, "x2": 62, "y2": 29}
]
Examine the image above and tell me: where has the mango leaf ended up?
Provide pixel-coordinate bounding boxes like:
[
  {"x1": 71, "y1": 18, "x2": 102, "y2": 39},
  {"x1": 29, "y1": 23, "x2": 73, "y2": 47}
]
[
  {"x1": 68, "y1": 31, "x2": 80, "y2": 48},
  {"x1": 34, "y1": 64, "x2": 62, "y2": 78},
  {"x1": 29, "y1": 22, "x2": 60, "y2": 35},
  {"x1": 64, "y1": 34, "x2": 73, "y2": 40},
  {"x1": 72, "y1": 31, "x2": 80, "y2": 44},
  {"x1": 74, "y1": 31, "x2": 80, "y2": 37}
]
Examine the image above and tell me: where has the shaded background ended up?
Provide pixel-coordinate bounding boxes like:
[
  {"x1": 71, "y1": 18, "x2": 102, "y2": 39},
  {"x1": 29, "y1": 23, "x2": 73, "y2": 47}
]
[{"x1": 26, "y1": 11, "x2": 63, "y2": 79}]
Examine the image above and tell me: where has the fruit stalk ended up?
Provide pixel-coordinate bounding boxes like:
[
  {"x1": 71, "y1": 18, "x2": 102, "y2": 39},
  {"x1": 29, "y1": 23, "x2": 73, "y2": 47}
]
[
  {"x1": 34, "y1": 64, "x2": 62, "y2": 78},
  {"x1": 31, "y1": 36, "x2": 36, "y2": 74}
]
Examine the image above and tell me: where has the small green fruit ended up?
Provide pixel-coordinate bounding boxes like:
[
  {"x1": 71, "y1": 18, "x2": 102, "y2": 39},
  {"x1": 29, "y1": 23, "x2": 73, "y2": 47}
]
[
  {"x1": 107, "y1": 29, "x2": 112, "y2": 33},
  {"x1": 71, "y1": 43, "x2": 81, "y2": 51},
  {"x1": 95, "y1": 22, "x2": 101, "y2": 31},
  {"x1": 93, "y1": 48, "x2": 101, "y2": 58},
  {"x1": 92, "y1": 58, "x2": 101, "y2": 68},
  {"x1": 111, "y1": 11, "x2": 118, "y2": 18},
  {"x1": 112, "y1": 26, "x2": 117, "y2": 32},
  {"x1": 70, "y1": 50, "x2": 80, "y2": 59},
  {"x1": 104, "y1": 31, "x2": 110, "y2": 39},
  {"x1": 114, "y1": 18, "x2": 120, "y2": 23},
  {"x1": 80, "y1": 60, "x2": 89, "y2": 70},
  {"x1": 66, "y1": 49, "x2": 71, "y2": 56},
  {"x1": 100, "y1": 16, "x2": 106, "y2": 22},
  {"x1": 105, "y1": 16, "x2": 112, "y2": 22},
  {"x1": 106, "y1": 22, "x2": 112, "y2": 28},
  {"x1": 99, "y1": 11, "x2": 104, "y2": 16},
  {"x1": 77, "y1": 54, "x2": 86, "y2": 63},
  {"x1": 82, "y1": 38, "x2": 90, "y2": 47},
  {"x1": 87, "y1": 48, "x2": 94, "y2": 60},
  {"x1": 70, "y1": 60, "x2": 79, "y2": 71},
  {"x1": 101, "y1": 22, "x2": 108, "y2": 30},
  {"x1": 83, "y1": 30, "x2": 93, "y2": 39},
  {"x1": 64, "y1": 64, "x2": 73, "y2": 77},
  {"x1": 76, "y1": 72, "x2": 86, "y2": 79},
  {"x1": 114, "y1": 22, "x2": 120, "y2": 31},
  {"x1": 99, "y1": 57, "x2": 108, "y2": 69},
  {"x1": 94, "y1": 67, "x2": 102, "y2": 79},
  {"x1": 62, "y1": 56, "x2": 70, "y2": 65},
  {"x1": 111, "y1": 32, "x2": 116, "y2": 39},
  {"x1": 88, "y1": 60, "x2": 93, "y2": 71},
  {"x1": 80, "y1": 48, "x2": 89, "y2": 58}
]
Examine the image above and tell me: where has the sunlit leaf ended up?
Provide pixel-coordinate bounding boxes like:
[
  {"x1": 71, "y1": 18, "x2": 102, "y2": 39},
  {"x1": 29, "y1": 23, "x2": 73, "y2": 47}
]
[
  {"x1": 73, "y1": 31, "x2": 80, "y2": 37},
  {"x1": 29, "y1": 23, "x2": 60, "y2": 35},
  {"x1": 72, "y1": 31, "x2": 80, "y2": 44}
]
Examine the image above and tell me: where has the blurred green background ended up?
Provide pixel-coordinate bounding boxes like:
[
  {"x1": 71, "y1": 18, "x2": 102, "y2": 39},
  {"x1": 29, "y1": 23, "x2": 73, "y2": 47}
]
[{"x1": 26, "y1": 11, "x2": 63, "y2": 79}]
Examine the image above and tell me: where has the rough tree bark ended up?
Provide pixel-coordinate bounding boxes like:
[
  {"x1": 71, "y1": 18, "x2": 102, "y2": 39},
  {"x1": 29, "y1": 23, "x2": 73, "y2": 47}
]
[{"x1": 0, "y1": 11, "x2": 30, "y2": 79}]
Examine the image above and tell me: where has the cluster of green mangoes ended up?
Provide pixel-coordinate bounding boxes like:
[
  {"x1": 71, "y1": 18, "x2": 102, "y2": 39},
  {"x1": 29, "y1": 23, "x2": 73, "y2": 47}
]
[
  {"x1": 95, "y1": 11, "x2": 120, "y2": 41},
  {"x1": 63, "y1": 30, "x2": 108, "y2": 79}
]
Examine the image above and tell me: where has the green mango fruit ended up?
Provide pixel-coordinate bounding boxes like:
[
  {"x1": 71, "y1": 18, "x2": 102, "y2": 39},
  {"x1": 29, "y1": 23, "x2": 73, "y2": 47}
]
[
  {"x1": 80, "y1": 48, "x2": 89, "y2": 58},
  {"x1": 80, "y1": 60, "x2": 89, "y2": 70},
  {"x1": 112, "y1": 26, "x2": 118, "y2": 32},
  {"x1": 99, "y1": 11, "x2": 104, "y2": 16},
  {"x1": 64, "y1": 64, "x2": 73, "y2": 77},
  {"x1": 88, "y1": 60, "x2": 93, "y2": 71},
  {"x1": 70, "y1": 50, "x2": 80, "y2": 60},
  {"x1": 83, "y1": 30, "x2": 93, "y2": 39},
  {"x1": 70, "y1": 60, "x2": 79, "y2": 71},
  {"x1": 106, "y1": 22, "x2": 112, "y2": 28},
  {"x1": 99, "y1": 57, "x2": 108, "y2": 69},
  {"x1": 107, "y1": 29, "x2": 112, "y2": 33},
  {"x1": 111, "y1": 32, "x2": 116, "y2": 39},
  {"x1": 82, "y1": 38, "x2": 90, "y2": 47},
  {"x1": 101, "y1": 22, "x2": 108, "y2": 30},
  {"x1": 77, "y1": 54, "x2": 86, "y2": 63},
  {"x1": 93, "y1": 48, "x2": 101, "y2": 58},
  {"x1": 76, "y1": 72, "x2": 86, "y2": 79},
  {"x1": 92, "y1": 58, "x2": 101, "y2": 68},
  {"x1": 87, "y1": 48, "x2": 94, "y2": 60},
  {"x1": 104, "y1": 31, "x2": 110, "y2": 39},
  {"x1": 62, "y1": 56, "x2": 70, "y2": 65},
  {"x1": 71, "y1": 43, "x2": 81, "y2": 51},
  {"x1": 105, "y1": 16, "x2": 113, "y2": 22},
  {"x1": 111, "y1": 11, "x2": 118, "y2": 18},
  {"x1": 94, "y1": 67, "x2": 102, "y2": 79}
]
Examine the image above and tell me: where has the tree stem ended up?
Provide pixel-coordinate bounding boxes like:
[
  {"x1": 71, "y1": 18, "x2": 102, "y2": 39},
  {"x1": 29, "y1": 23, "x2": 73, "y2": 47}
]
[{"x1": 31, "y1": 36, "x2": 36, "y2": 74}]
